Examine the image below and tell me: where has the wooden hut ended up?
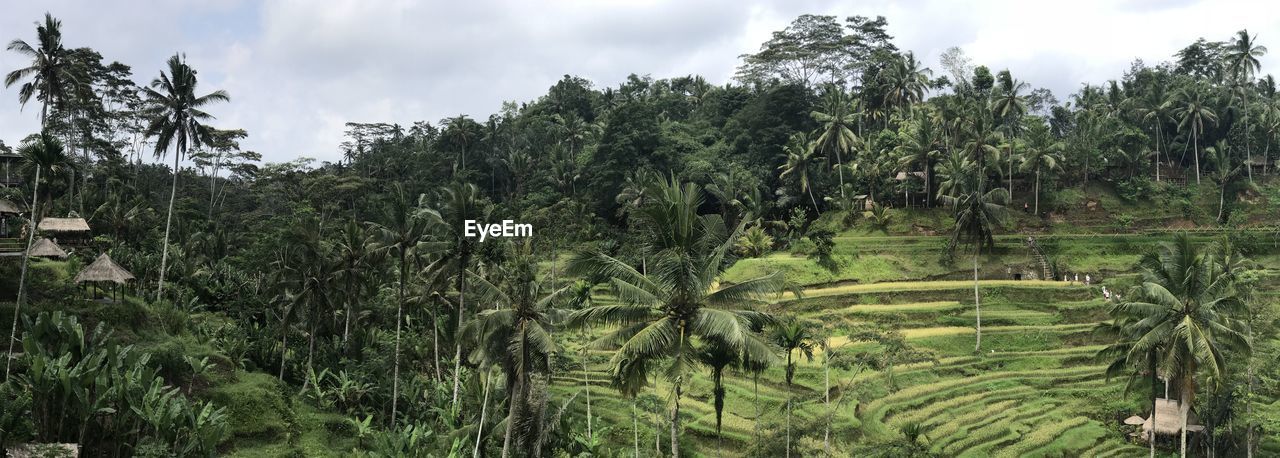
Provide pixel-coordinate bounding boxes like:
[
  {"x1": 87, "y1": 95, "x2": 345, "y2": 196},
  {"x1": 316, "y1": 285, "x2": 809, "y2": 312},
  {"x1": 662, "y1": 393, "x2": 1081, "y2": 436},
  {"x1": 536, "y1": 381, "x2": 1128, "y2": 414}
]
[
  {"x1": 37, "y1": 217, "x2": 91, "y2": 248},
  {"x1": 1138, "y1": 398, "x2": 1204, "y2": 442},
  {"x1": 0, "y1": 199, "x2": 19, "y2": 237},
  {"x1": 27, "y1": 238, "x2": 67, "y2": 259},
  {"x1": 73, "y1": 253, "x2": 135, "y2": 302}
]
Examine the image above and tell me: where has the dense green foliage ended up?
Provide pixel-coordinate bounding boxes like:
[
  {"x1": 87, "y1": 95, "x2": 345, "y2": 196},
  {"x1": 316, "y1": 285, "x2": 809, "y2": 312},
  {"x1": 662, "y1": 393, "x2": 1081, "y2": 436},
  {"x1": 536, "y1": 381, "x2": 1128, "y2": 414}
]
[{"x1": 1, "y1": 11, "x2": 1279, "y2": 457}]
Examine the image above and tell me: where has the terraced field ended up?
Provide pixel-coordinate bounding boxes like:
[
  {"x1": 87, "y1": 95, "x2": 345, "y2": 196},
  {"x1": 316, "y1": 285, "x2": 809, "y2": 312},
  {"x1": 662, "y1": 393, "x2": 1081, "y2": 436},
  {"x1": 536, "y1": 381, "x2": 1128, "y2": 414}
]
[{"x1": 553, "y1": 280, "x2": 1154, "y2": 456}]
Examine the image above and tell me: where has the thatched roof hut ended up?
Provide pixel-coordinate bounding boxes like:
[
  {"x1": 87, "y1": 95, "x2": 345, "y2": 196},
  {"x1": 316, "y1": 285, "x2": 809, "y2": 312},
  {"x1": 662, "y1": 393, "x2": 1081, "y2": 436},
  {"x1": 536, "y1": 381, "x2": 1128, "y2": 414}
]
[
  {"x1": 0, "y1": 199, "x2": 20, "y2": 215},
  {"x1": 27, "y1": 238, "x2": 67, "y2": 259},
  {"x1": 1140, "y1": 398, "x2": 1204, "y2": 439},
  {"x1": 37, "y1": 217, "x2": 90, "y2": 233},
  {"x1": 73, "y1": 253, "x2": 134, "y2": 285}
]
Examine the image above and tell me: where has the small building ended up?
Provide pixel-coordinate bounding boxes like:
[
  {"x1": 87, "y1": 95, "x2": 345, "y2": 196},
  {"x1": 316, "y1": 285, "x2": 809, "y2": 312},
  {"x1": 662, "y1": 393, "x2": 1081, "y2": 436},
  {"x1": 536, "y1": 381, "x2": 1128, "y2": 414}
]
[
  {"x1": 74, "y1": 253, "x2": 135, "y2": 302},
  {"x1": 0, "y1": 199, "x2": 20, "y2": 237},
  {"x1": 1136, "y1": 398, "x2": 1204, "y2": 442},
  {"x1": 37, "y1": 217, "x2": 91, "y2": 247},
  {"x1": 27, "y1": 238, "x2": 67, "y2": 259}
]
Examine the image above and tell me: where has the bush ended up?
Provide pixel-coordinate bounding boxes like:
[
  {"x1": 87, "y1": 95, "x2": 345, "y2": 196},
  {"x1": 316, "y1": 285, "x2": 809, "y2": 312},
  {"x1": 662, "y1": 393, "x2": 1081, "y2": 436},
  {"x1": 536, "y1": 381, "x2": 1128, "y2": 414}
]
[{"x1": 1115, "y1": 177, "x2": 1153, "y2": 202}]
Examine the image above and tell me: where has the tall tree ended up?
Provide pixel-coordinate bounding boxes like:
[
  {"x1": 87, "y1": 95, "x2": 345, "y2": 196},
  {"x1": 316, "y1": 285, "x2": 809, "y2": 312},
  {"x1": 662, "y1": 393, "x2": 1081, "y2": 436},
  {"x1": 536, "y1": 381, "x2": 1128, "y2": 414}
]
[
  {"x1": 141, "y1": 53, "x2": 229, "y2": 300},
  {"x1": 1225, "y1": 30, "x2": 1267, "y2": 183},
  {"x1": 5, "y1": 13, "x2": 76, "y2": 127},
  {"x1": 811, "y1": 87, "x2": 859, "y2": 199},
  {"x1": 778, "y1": 132, "x2": 823, "y2": 212},
  {"x1": 1167, "y1": 86, "x2": 1217, "y2": 185},
  {"x1": 5, "y1": 135, "x2": 67, "y2": 376},
  {"x1": 369, "y1": 184, "x2": 443, "y2": 424},
  {"x1": 1019, "y1": 121, "x2": 1063, "y2": 215},
  {"x1": 771, "y1": 316, "x2": 815, "y2": 458},
  {"x1": 566, "y1": 177, "x2": 784, "y2": 458},
  {"x1": 941, "y1": 175, "x2": 1008, "y2": 352},
  {"x1": 1111, "y1": 235, "x2": 1251, "y2": 457}
]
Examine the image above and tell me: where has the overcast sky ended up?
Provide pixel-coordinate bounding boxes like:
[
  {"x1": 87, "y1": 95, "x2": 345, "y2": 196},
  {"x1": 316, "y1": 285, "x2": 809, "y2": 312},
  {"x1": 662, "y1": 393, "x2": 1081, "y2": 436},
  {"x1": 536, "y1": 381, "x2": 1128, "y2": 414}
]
[{"x1": 1, "y1": 0, "x2": 1277, "y2": 164}]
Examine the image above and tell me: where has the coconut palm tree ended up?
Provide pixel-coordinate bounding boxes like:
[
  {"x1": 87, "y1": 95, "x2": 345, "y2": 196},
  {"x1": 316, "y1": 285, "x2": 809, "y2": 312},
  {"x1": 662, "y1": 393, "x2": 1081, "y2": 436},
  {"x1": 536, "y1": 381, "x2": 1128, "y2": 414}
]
[
  {"x1": 1019, "y1": 121, "x2": 1063, "y2": 215},
  {"x1": 5, "y1": 134, "x2": 68, "y2": 377},
  {"x1": 565, "y1": 177, "x2": 784, "y2": 458},
  {"x1": 1226, "y1": 30, "x2": 1267, "y2": 183},
  {"x1": 1112, "y1": 235, "x2": 1251, "y2": 457},
  {"x1": 5, "y1": 13, "x2": 76, "y2": 127},
  {"x1": 141, "y1": 53, "x2": 229, "y2": 300},
  {"x1": 778, "y1": 132, "x2": 822, "y2": 213},
  {"x1": 1167, "y1": 87, "x2": 1217, "y2": 185},
  {"x1": 771, "y1": 316, "x2": 815, "y2": 458},
  {"x1": 462, "y1": 252, "x2": 570, "y2": 458},
  {"x1": 895, "y1": 117, "x2": 943, "y2": 207},
  {"x1": 1205, "y1": 140, "x2": 1245, "y2": 222},
  {"x1": 880, "y1": 52, "x2": 932, "y2": 117},
  {"x1": 334, "y1": 220, "x2": 377, "y2": 351},
  {"x1": 811, "y1": 87, "x2": 859, "y2": 199},
  {"x1": 369, "y1": 183, "x2": 444, "y2": 424},
  {"x1": 437, "y1": 181, "x2": 486, "y2": 406},
  {"x1": 940, "y1": 176, "x2": 1008, "y2": 352},
  {"x1": 991, "y1": 74, "x2": 1028, "y2": 198}
]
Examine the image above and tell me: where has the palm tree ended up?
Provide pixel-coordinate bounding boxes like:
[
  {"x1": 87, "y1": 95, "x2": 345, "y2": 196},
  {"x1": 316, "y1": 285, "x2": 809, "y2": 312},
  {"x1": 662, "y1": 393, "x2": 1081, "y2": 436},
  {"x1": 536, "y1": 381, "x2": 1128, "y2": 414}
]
[
  {"x1": 895, "y1": 118, "x2": 943, "y2": 207},
  {"x1": 1226, "y1": 30, "x2": 1267, "y2": 183},
  {"x1": 5, "y1": 13, "x2": 76, "y2": 127},
  {"x1": 4, "y1": 134, "x2": 67, "y2": 377},
  {"x1": 369, "y1": 183, "x2": 443, "y2": 424},
  {"x1": 565, "y1": 177, "x2": 785, "y2": 458},
  {"x1": 1205, "y1": 140, "x2": 1244, "y2": 222},
  {"x1": 463, "y1": 254, "x2": 569, "y2": 458},
  {"x1": 880, "y1": 52, "x2": 932, "y2": 117},
  {"x1": 334, "y1": 221, "x2": 377, "y2": 351},
  {"x1": 991, "y1": 75, "x2": 1028, "y2": 198},
  {"x1": 438, "y1": 181, "x2": 486, "y2": 406},
  {"x1": 1019, "y1": 121, "x2": 1063, "y2": 215},
  {"x1": 778, "y1": 132, "x2": 822, "y2": 212},
  {"x1": 771, "y1": 317, "x2": 815, "y2": 458},
  {"x1": 812, "y1": 88, "x2": 859, "y2": 199},
  {"x1": 1168, "y1": 87, "x2": 1217, "y2": 185},
  {"x1": 1111, "y1": 235, "x2": 1251, "y2": 457},
  {"x1": 141, "y1": 54, "x2": 230, "y2": 300},
  {"x1": 940, "y1": 176, "x2": 1008, "y2": 353}
]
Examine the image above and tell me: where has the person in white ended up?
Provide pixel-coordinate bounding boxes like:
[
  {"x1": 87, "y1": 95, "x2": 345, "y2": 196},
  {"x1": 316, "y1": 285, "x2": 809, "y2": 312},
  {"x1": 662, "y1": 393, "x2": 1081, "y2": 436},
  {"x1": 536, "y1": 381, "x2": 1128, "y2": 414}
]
[{"x1": 1085, "y1": 274, "x2": 1091, "y2": 285}]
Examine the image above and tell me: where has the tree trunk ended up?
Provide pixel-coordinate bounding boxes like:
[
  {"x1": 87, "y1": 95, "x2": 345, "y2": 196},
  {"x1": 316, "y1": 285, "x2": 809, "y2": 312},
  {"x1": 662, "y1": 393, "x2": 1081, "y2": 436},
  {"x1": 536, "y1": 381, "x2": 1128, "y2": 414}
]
[
  {"x1": 584, "y1": 347, "x2": 593, "y2": 443},
  {"x1": 1193, "y1": 129, "x2": 1201, "y2": 185},
  {"x1": 1218, "y1": 184, "x2": 1226, "y2": 222},
  {"x1": 432, "y1": 297, "x2": 442, "y2": 382},
  {"x1": 670, "y1": 381, "x2": 682, "y2": 458},
  {"x1": 453, "y1": 252, "x2": 468, "y2": 406},
  {"x1": 474, "y1": 369, "x2": 492, "y2": 458},
  {"x1": 823, "y1": 351, "x2": 831, "y2": 457},
  {"x1": 1034, "y1": 168, "x2": 1041, "y2": 215},
  {"x1": 391, "y1": 253, "x2": 406, "y2": 424},
  {"x1": 1155, "y1": 122, "x2": 1162, "y2": 183},
  {"x1": 973, "y1": 243, "x2": 982, "y2": 353},
  {"x1": 5, "y1": 166, "x2": 41, "y2": 378},
  {"x1": 1150, "y1": 350, "x2": 1158, "y2": 458},
  {"x1": 632, "y1": 400, "x2": 640, "y2": 458},
  {"x1": 1180, "y1": 378, "x2": 1192, "y2": 458},
  {"x1": 279, "y1": 320, "x2": 288, "y2": 381},
  {"x1": 836, "y1": 149, "x2": 846, "y2": 200},
  {"x1": 808, "y1": 185, "x2": 820, "y2": 214},
  {"x1": 156, "y1": 153, "x2": 180, "y2": 301}
]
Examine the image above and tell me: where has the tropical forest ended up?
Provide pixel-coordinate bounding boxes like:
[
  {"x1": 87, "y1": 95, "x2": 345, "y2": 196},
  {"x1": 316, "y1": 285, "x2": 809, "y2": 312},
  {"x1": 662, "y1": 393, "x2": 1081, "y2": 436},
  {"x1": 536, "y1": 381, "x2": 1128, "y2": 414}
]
[{"x1": 1, "y1": 10, "x2": 1279, "y2": 458}]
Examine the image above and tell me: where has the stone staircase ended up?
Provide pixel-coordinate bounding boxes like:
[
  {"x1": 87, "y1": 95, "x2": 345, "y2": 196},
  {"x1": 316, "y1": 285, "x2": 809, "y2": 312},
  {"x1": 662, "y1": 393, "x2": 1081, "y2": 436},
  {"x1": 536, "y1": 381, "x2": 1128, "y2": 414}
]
[{"x1": 1026, "y1": 236, "x2": 1053, "y2": 280}]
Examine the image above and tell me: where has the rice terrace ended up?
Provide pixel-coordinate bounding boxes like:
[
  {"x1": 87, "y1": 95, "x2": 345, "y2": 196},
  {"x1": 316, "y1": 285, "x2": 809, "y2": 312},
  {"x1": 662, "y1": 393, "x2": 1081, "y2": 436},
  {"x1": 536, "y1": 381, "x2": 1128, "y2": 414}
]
[{"x1": 0, "y1": 2, "x2": 1279, "y2": 457}]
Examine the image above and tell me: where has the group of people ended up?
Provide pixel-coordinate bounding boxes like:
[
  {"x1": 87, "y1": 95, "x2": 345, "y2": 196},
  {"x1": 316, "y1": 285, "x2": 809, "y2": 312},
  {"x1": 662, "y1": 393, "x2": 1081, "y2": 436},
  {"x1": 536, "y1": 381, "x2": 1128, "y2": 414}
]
[
  {"x1": 1066, "y1": 273, "x2": 1091, "y2": 285},
  {"x1": 1101, "y1": 285, "x2": 1121, "y2": 301}
]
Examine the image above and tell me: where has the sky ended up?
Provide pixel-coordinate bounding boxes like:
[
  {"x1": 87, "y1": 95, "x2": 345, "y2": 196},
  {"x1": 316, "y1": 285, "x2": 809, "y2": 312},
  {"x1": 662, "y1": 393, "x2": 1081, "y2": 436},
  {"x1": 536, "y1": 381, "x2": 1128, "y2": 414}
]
[{"x1": 1, "y1": 0, "x2": 1278, "y2": 164}]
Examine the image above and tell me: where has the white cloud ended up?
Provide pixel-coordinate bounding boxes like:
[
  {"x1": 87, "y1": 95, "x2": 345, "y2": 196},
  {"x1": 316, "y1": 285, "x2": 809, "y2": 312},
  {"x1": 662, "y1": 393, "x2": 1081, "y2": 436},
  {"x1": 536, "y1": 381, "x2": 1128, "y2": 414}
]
[{"x1": 1, "y1": 0, "x2": 1277, "y2": 163}]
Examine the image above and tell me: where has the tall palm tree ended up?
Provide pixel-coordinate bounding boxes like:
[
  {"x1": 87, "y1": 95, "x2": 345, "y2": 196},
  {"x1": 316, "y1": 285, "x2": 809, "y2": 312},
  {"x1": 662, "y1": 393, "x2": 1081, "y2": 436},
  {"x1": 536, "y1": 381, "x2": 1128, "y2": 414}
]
[
  {"x1": 438, "y1": 181, "x2": 486, "y2": 406},
  {"x1": 880, "y1": 52, "x2": 931, "y2": 117},
  {"x1": 4, "y1": 134, "x2": 67, "y2": 376},
  {"x1": 1167, "y1": 87, "x2": 1217, "y2": 185},
  {"x1": 698, "y1": 337, "x2": 772, "y2": 457},
  {"x1": 565, "y1": 177, "x2": 784, "y2": 458},
  {"x1": 369, "y1": 183, "x2": 443, "y2": 424},
  {"x1": 1226, "y1": 30, "x2": 1267, "y2": 183},
  {"x1": 141, "y1": 53, "x2": 229, "y2": 300},
  {"x1": 334, "y1": 220, "x2": 377, "y2": 351},
  {"x1": 5, "y1": 13, "x2": 76, "y2": 127},
  {"x1": 895, "y1": 118, "x2": 943, "y2": 207},
  {"x1": 463, "y1": 253, "x2": 569, "y2": 458},
  {"x1": 811, "y1": 87, "x2": 859, "y2": 199},
  {"x1": 1205, "y1": 140, "x2": 1244, "y2": 222},
  {"x1": 771, "y1": 316, "x2": 815, "y2": 458},
  {"x1": 1111, "y1": 235, "x2": 1251, "y2": 457},
  {"x1": 1019, "y1": 121, "x2": 1063, "y2": 215},
  {"x1": 778, "y1": 132, "x2": 822, "y2": 213},
  {"x1": 940, "y1": 176, "x2": 1008, "y2": 352},
  {"x1": 991, "y1": 75, "x2": 1028, "y2": 198}
]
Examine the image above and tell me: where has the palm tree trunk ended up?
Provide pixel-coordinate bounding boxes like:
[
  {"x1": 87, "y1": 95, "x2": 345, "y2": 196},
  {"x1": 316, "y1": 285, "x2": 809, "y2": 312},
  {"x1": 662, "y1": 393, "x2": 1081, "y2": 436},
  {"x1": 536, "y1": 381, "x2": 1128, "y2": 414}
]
[
  {"x1": 808, "y1": 186, "x2": 820, "y2": 214},
  {"x1": 453, "y1": 253, "x2": 468, "y2": 407},
  {"x1": 823, "y1": 352, "x2": 831, "y2": 457},
  {"x1": 279, "y1": 320, "x2": 288, "y2": 381},
  {"x1": 1245, "y1": 91, "x2": 1253, "y2": 183},
  {"x1": 632, "y1": 399, "x2": 640, "y2": 458},
  {"x1": 1180, "y1": 378, "x2": 1192, "y2": 458},
  {"x1": 156, "y1": 153, "x2": 180, "y2": 300},
  {"x1": 474, "y1": 368, "x2": 492, "y2": 458},
  {"x1": 1149, "y1": 350, "x2": 1158, "y2": 458},
  {"x1": 1194, "y1": 129, "x2": 1201, "y2": 185},
  {"x1": 391, "y1": 253, "x2": 406, "y2": 424},
  {"x1": 5, "y1": 166, "x2": 41, "y2": 378},
  {"x1": 1155, "y1": 122, "x2": 1162, "y2": 183},
  {"x1": 432, "y1": 297, "x2": 442, "y2": 382},
  {"x1": 1034, "y1": 168, "x2": 1041, "y2": 215},
  {"x1": 671, "y1": 381, "x2": 682, "y2": 458},
  {"x1": 973, "y1": 244, "x2": 982, "y2": 353},
  {"x1": 584, "y1": 347, "x2": 593, "y2": 443},
  {"x1": 836, "y1": 149, "x2": 846, "y2": 200},
  {"x1": 1218, "y1": 184, "x2": 1226, "y2": 222}
]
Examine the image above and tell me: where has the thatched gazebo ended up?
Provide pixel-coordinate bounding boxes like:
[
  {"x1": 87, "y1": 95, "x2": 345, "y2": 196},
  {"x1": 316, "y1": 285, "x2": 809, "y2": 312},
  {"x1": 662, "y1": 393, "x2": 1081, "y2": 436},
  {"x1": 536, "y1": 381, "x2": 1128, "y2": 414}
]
[
  {"x1": 27, "y1": 238, "x2": 67, "y2": 259},
  {"x1": 1138, "y1": 398, "x2": 1204, "y2": 442},
  {"x1": 73, "y1": 253, "x2": 135, "y2": 303}
]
